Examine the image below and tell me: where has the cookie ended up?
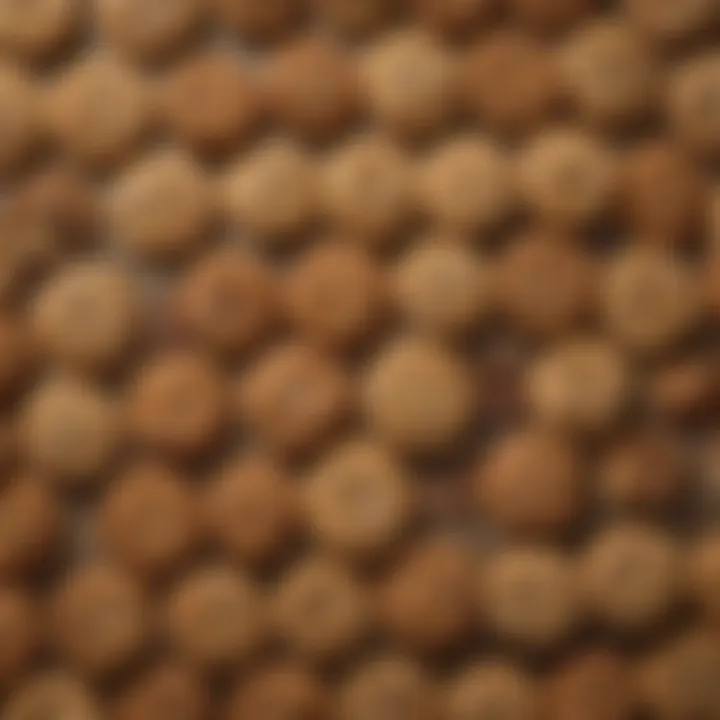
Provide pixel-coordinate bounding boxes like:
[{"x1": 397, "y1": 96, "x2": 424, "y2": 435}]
[
  {"x1": 624, "y1": 0, "x2": 717, "y2": 44},
  {"x1": 162, "y1": 49, "x2": 261, "y2": 155},
  {"x1": 0, "y1": 0, "x2": 79, "y2": 60},
  {"x1": 101, "y1": 460, "x2": 198, "y2": 580},
  {"x1": 482, "y1": 547, "x2": 579, "y2": 650},
  {"x1": 417, "y1": 136, "x2": 514, "y2": 233},
  {"x1": 476, "y1": 428, "x2": 583, "y2": 538},
  {"x1": 31, "y1": 261, "x2": 140, "y2": 375},
  {"x1": 0, "y1": 315, "x2": 36, "y2": 402},
  {"x1": 363, "y1": 338, "x2": 475, "y2": 454},
  {"x1": 2, "y1": 672, "x2": 101, "y2": 720},
  {"x1": 272, "y1": 556, "x2": 367, "y2": 662},
  {"x1": 51, "y1": 565, "x2": 147, "y2": 676},
  {"x1": 285, "y1": 242, "x2": 387, "y2": 351},
  {"x1": 239, "y1": 342, "x2": 351, "y2": 456},
  {"x1": 98, "y1": 0, "x2": 205, "y2": 63},
  {"x1": 128, "y1": 352, "x2": 226, "y2": 459},
  {"x1": 380, "y1": 539, "x2": 476, "y2": 653},
  {"x1": 527, "y1": 337, "x2": 629, "y2": 432},
  {"x1": 362, "y1": 30, "x2": 455, "y2": 141},
  {"x1": 495, "y1": 230, "x2": 595, "y2": 337},
  {"x1": 647, "y1": 354, "x2": 718, "y2": 419},
  {"x1": 517, "y1": 128, "x2": 616, "y2": 227},
  {"x1": 415, "y1": 0, "x2": 494, "y2": 38},
  {"x1": 581, "y1": 524, "x2": 679, "y2": 632},
  {"x1": 214, "y1": 0, "x2": 304, "y2": 43},
  {"x1": 20, "y1": 377, "x2": 120, "y2": 486},
  {"x1": 166, "y1": 566, "x2": 264, "y2": 670},
  {"x1": 223, "y1": 138, "x2": 317, "y2": 244},
  {"x1": 560, "y1": 19, "x2": 660, "y2": 130},
  {"x1": 601, "y1": 247, "x2": 699, "y2": 353},
  {"x1": 461, "y1": 30, "x2": 560, "y2": 136},
  {"x1": 48, "y1": 54, "x2": 150, "y2": 168},
  {"x1": 0, "y1": 477, "x2": 62, "y2": 577},
  {"x1": 305, "y1": 440, "x2": 410, "y2": 561},
  {"x1": 321, "y1": 135, "x2": 414, "y2": 247},
  {"x1": 174, "y1": 247, "x2": 276, "y2": 358},
  {"x1": 447, "y1": 662, "x2": 536, "y2": 720},
  {"x1": 111, "y1": 150, "x2": 215, "y2": 263},
  {"x1": 687, "y1": 531, "x2": 720, "y2": 625},
  {"x1": 264, "y1": 38, "x2": 360, "y2": 142},
  {"x1": 0, "y1": 64, "x2": 40, "y2": 177},
  {"x1": 314, "y1": 0, "x2": 399, "y2": 37},
  {"x1": 204, "y1": 454, "x2": 298, "y2": 567},
  {"x1": 0, "y1": 587, "x2": 36, "y2": 691},
  {"x1": 509, "y1": 0, "x2": 596, "y2": 34}
]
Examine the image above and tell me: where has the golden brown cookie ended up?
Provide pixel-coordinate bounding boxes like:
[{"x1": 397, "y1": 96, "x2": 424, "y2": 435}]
[
  {"x1": 461, "y1": 30, "x2": 560, "y2": 136},
  {"x1": 214, "y1": 0, "x2": 304, "y2": 43},
  {"x1": 48, "y1": 54, "x2": 150, "y2": 168},
  {"x1": 446, "y1": 662, "x2": 536, "y2": 720},
  {"x1": 0, "y1": 0, "x2": 79, "y2": 60},
  {"x1": 509, "y1": 0, "x2": 596, "y2": 34},
  {"x1": 687, "y1": 531, "x2": 720, "y2": 625},
  {"x1": 0, "y1": 586, "x2": 36, "y2": 691},
  {"x1": 417, "y1": 136, "x2": 514, "y2": 233},
  {"x1": 111, "y1": 149, "x2": 215, "y2": 263},
  {"x1": 166, "y1": 566, "x2": 265, "y2": 670},
  {"x1": 416, "y1": 0, "x2": 494, "y2": 38},
  {"x1": 0, "y1": 64, "x2": 40, "y2": 177},
  {"x1": 20, "y1": 377, "x2": 120, "y2": 486},
  {"x1": 51, "y1": 565, "x2": 147, "y2": 676},
  {"x1": 305, "y1": 440, "x2": 410, "y2": 561},
  {"x1": 494, "y1": 230, "x2": 595, "y2": 338},
  {"x1": 174, "y1": 248, "x2": 276, "y2": 358},
  {"x1": 162, "y1": 49, "x2": 261, "y2": 156},
  {"x1": 581, "y1": 524, "x2": 679, "y2": 632},
  {"x1": 363, "y1": 338, "x2": 475, "y2": 454},
  {"x1": 101, "y1": 460, "x2": 198, "y2": 580},
  {"x1": 624, "y1": 0, "x2": 717, "y2": 44},
  {"x1": 239, "y1": 342, "x2": 351, "y2": 456},
  {"x1": 204, "y1": 454, "x2": 298, "y2": 567},
  {"x1": 482, "y1": 547, "x2": 579, "y2": 650},
  {"x1": 362, "y1": 29, "x2": 455, "y2": 141},
  {"x1": 31, "y1": 261, "x2": 140, "y2": 375},
  {"x1": 647, "y1": 354, "x2": 718, "y2": 420},
  {"x1": 476, "y1": 428, "x2": 583, "y2": 538},
  {"x1": 272, "y1": 556, "x2": 367, "y2": 662},
  {"x1": 0, "y1": 315, "x2": 36, "y2": 403},
  {"x1": 380, "y1": 538, "x2": 476, "y2": 653},
  {"x1": 128, "y1": 352, "x2": 226, "y2": 459},
  {"x1": 314, "y1": 0, "x2": 398, "y2": 37},
  {"x1": 285, "y1": 242, "x2": 387, "y2": 351}
]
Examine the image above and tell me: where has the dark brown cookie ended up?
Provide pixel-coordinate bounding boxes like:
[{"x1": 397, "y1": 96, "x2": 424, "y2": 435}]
[
  {"x1": 162, "y1": 49, "x2": 261, "y2": 155},
  {"x1": 0, "y1": 315, "x2": 36, "y2": 403},
  {"x1": 509, "y1": 0, "x2": 596, "y2": 34},
  {"x1": 624, "y1": 0, "x2": 717, "y2": 44},
  {"x1": 238, "y1": 342, "x2": 351, "y2": 456},
  {"x1": 314, "y1": 0, "x2": 398, "y2": 37},
  {"x1": 272, "y1": 556, "x2": 367, "y2": 663},
  {"x1": 204, "y1": 454, "x2": 298, "y2": 567},
  {"x1": 305, "y1": 440, "x2": 411, "y2": 561},
  {"x1": 285, "y1": 242, "x2": 387, "y2": 351},
  {"x1": 0, "y1": 586, "x2": 36, "y2": 690},
  {"x1": 213, "y1": 0, "x2": 304, "y2": 43},
  {"x1": 101, "y1": 460, "x2": 198, "y2": 580},
  {"x1": 51, "y1": 565, "x2": 147, "y2": 676},
  {"x1": 0, "y1": 65, "x2": 40, "y2": 177},
  {"x1": 462, "y1": 30, "x2": 560, "y2": 136},
  {"x1": 128, "y1": 352, "x2": 226, "y2": 459},
  {"x1": 416, "y1": 0, "x2": 494, "y2": 38},
  {"x1": 687, "y1": 531, "x2": 720, "y2": 625},
  {"x1": 647, "y1": 354, "x2": 718, "y2": 420}
]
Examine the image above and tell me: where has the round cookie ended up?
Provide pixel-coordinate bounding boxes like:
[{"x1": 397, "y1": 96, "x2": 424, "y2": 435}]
[
  {"x1": 0, "y1": 586, "x2": 36, "y2": 691},
  {"x1": 97, "y1": 0, "x2": 205, "y2": 63},
  {"x1": 417, "y1": 136, "x2": 514, "y2": 234},
  {"x1": 111, "y1": 149, "x2": 215, "y2": 263},
  {"x1": 272, "y1": 556, "x2": 367, "y2": 663},
  {"x1": 461, "y1": 30, "x2": 560, "y2": 136},
  {"x1": 580, "y1": 524, "x2": 679, "y2": 632},
  {"x1": 305, "y1": 440, "x2": 411, "y2": 561},
  {"x1": 624, "y1": 0, "x2": 717, "y2": 44},
  {"x1": 363, "y1": 338, "x2": 475, "y2": 455},
  {"x1": 415, "y1": 0, "x2": 494, "y2": 38},
  {"x1": 494, "y1": 230, "x2": 595, "y2": 338},
  {"x1": 321, "y1": 135, "x2": 414, "y2": 247},
  {"x1": 51, "y1": 565, "x2": 147, "y2": 676},
  {"x1": 48, "y1": 54, "x2": 150, "y2": 168},
  {"x1": 128, "y1": 352, "x2": 226, "y2": 460},
  {"x1": 0, "y1": 0, "x2": 79, "y2": 60},
  {"x1": 213, "y1": 0, "x2": 304, "y2": 43},
  {"x1": 31, "y1": 261, "x2": 140, "y2": 375},
  {"x1": 238, "y1": 342, "x2": 351, "y2": 456},
  {"x1": 527, "y1": 337, "x2": 629, "y2": 432},
  {"x1": 517, "y1": 128, "x2": 616, "y2": 227},
  {"x1": 2, "y1": 672, "x2": 101, "y2": 720},
  {"x1": 0, "y1": 315, "x2": 37, "y2": 403},
  {"x1": 314, "y1": 0, "x2": 399, "y2": 37},
  {"x1": 476, "y1": 428, "x2": 583, "y2": 538},
  {"x1": 0, "y1": 64, "x2": 40, "y2": 177},
  {"x1": 204, "y1": 454, "x2": 298, "y2": 567},
  {"x1": 482, "y1": 547, "x2": 579, "y2": 650},
  {"x1": 381, "y1": 539, "x2": 476, "y2": 653},
  {"x1": 264, "y1": 38, "x2": 360, "y2": 142},
  {"x1": 162, "y1": 49, "x2": 261, "y2": 155},
  {"x1": 687, "y1": 531, "x2": 720, "y2": 625},
  {"x1": 285, "y1": 242, "x2": 387, "y2": 351},
  {"x1": 362, "y1": 29, "x2": 455, "y2": 141},
  {"x1": 509, "y1": 0, "x2": 596, "y2": 34},
  {"x1": 647, "y1": 354, "x2": 718, "y2": 420},
  {"x1": 447, "y1": 662, "x2": 536, "y2": 720},
  {"x1": 101, "y1": 460, "x2": 198, "y2": 580},
  {"x1": 223, "y1": 138, "x2": 317, "y2": 244},
  {"x1": 20, "y1": 377, "x2": 120, "y2": 486},
  {"x1": 166, "y1": 566, "x2": 264, "y2": 670},
  {"x1": 174, "y1": 248, "x2": 276, "y2": 358}
]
